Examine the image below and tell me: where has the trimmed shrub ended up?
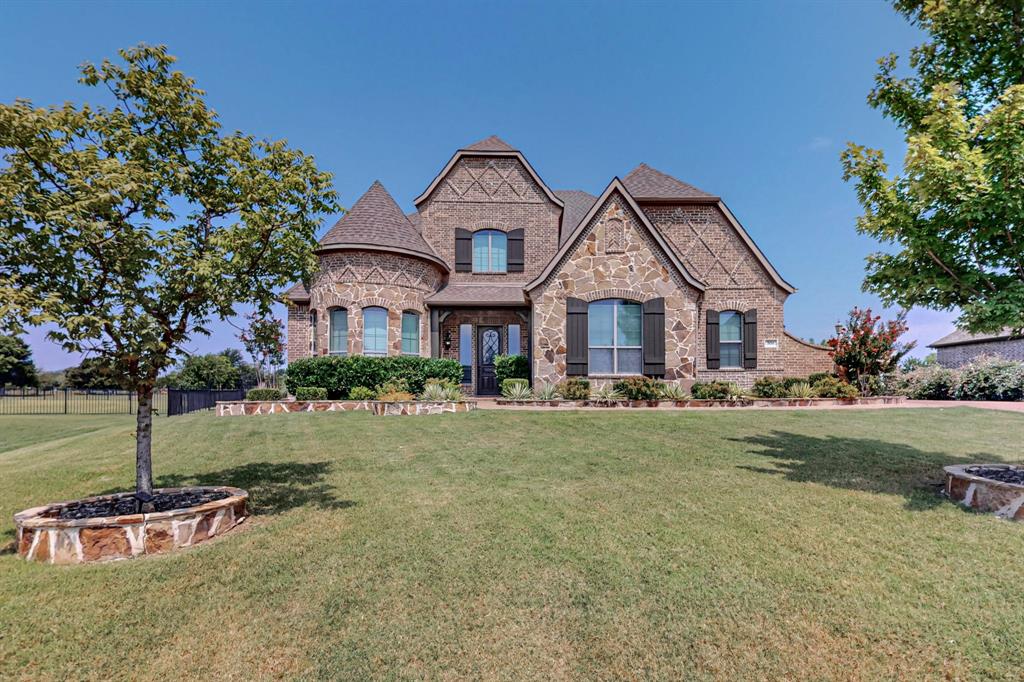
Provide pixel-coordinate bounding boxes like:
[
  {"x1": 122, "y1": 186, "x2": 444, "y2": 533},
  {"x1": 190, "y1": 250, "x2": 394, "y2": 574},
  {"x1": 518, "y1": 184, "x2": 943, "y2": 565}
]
[
  {"x1": 897, "y1": 364, "x2": 957, "y2": 399},
  {"x1": 348, "y1": 386, "x2": 375, "y2": 401},
  {"x1": 811, "y1": 376, "x2": 860, "y2": 398},
  {"x1": 752, "y1": 376, "x2": 788, "y2": 398},
  {"x1": 502, "y1": 381, "x2": 534, "y2": 401},
  {"x1": 690, "y1": 381, "x2": 739, "y2": 400},
  {"x1": 558, "y1": 378, "x2": 590, "y2": 400},
  {"x1": 294, "y1": 386, "x2": 327, "y2": 401},
  {"x1": 285, "y1": 356, "x2": 462, "y2": 399},
  {"x1": 953, "y1": 355, "x2": 1024, "y2": 401},
  {"x1": 807, "y1": 372, "x2": 835, "y2": 386},
  {"x1": 500, "y1": 378, "x2": 530, "y2": 398},
  {"x1": 613, "y1": 376, "x2": 662, "y2": 400},
  {"x1": 246, "y1": 387, "x2": 282, "y2": 401},
  {"x1": 494, "y1": 355, "x2": 529, "y2": 385}
]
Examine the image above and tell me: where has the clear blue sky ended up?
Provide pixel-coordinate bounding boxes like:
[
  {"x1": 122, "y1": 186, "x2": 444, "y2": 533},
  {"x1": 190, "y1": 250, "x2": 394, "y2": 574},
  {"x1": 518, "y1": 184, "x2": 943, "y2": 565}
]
[{"x1": 2, "y1": 0, "x2": 952, "y2": 370}]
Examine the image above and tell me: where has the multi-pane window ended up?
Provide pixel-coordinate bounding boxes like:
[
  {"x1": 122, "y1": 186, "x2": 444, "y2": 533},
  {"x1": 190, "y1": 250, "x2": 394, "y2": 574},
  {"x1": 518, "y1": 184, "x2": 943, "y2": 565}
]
[
  {"x1": 309, "y1": 309, "x2": 318, "y2": 354},
  {"x1": 363, "y1": 307, "x2": 387, "y2": 356},
  {"x1": 401, "y1": 312, "x2": 420, "y2": 355},
  {"x1": 472, "y1": 230, "x2": 507, "y2": 273},
  {"x1": 588, "y1": 299, "x2": 642, "y2": 374},
  {"x1": 329, "y1": 308, "x2": 347, "y2": 355},
  {"x1": 720, "y1": 311, "x2": 743, "y2": 368},
  {"x1": 508, "y1": 323, "x2": 521, "y2": 356}
]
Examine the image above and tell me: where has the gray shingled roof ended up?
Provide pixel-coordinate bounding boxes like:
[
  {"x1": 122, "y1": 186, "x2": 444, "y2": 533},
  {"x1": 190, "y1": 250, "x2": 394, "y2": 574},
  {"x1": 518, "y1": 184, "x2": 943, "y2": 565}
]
[
  {"x1": 284, "y1": 281, "x2": 309, "y2": 301},
  {"x1": 425, "y1": 284, "x2": 527, "y2": 306},
  {"x1": 462, "y1": 135, "x2": 516, "y2": 152},
  {"x1": 554, "y1": 189, "x2": 598, "y2": 245},
  {"x1": 929, "y1": 328, "x2": 1019, "y2": 348},
  {"x1": 318, "y1": 181, "x2": 441, "y2": 263},
  {"x1": 622, "y1": 163, "x2": 714, "y2": 200}
]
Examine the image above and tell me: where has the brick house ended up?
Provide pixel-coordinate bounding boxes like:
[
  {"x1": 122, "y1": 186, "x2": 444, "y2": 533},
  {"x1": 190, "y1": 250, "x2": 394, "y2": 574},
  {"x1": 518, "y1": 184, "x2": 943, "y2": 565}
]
[
  {"x1": 929, "y1": 329, "x2": 1024, "y2": 368},
  {"x1": 285, "y1": 136, "x2": 831, "y2": 394}
]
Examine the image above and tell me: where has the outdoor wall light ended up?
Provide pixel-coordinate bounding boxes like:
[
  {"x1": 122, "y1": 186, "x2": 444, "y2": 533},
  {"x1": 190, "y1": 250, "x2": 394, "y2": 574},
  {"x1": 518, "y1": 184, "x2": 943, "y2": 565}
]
[{"x1": 443, "y1": 330, "x2": 452, "y2": 350}]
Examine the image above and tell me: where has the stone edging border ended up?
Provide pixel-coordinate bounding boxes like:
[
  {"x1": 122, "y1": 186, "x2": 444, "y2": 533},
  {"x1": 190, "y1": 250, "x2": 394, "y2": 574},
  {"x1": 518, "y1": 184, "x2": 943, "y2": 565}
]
[
  {"x1": 493, "y1": 396, "x2": 906, "y2": 408},
  {"x1": 216, "y1": 400, "x2": 477, "y2": 416},
  {"x1": 15, "y1": 486, "x2": 248, "y2": 564},
  {"x1": 944, "y1": 464, "x2": 1024, "y2": 521}
]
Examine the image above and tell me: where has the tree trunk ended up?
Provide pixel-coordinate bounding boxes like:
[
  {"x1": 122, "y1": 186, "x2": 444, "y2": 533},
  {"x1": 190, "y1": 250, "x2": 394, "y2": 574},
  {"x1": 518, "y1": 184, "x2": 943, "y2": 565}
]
[{"x1": 135, "y1": 386, "x2": 154, "y2": 508}]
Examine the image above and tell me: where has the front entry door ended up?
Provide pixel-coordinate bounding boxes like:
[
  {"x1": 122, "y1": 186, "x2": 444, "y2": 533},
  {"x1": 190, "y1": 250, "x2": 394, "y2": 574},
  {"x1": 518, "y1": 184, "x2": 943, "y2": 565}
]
[{"x1": 477, "y1": 326, "x2": 502, "y2": 395}]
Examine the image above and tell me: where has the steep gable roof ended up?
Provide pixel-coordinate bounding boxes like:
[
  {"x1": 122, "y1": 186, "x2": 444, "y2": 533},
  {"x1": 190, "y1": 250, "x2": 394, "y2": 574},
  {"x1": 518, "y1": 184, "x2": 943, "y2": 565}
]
[
  {"x1": 554, "y1": 189, "x2": 598, "y2": 245},
  {"x1": 317, "y1": 181, "x2": 446, "y2": 269},
  {"x1": 527, "y1": 178, "x2": 705, "y2": 292},
  {"x1": 623, "y1": 163, "x2": 716, "y2": 200},
  {"x1": 463, "y1": 135, "x2": 516, "y2": 152}
]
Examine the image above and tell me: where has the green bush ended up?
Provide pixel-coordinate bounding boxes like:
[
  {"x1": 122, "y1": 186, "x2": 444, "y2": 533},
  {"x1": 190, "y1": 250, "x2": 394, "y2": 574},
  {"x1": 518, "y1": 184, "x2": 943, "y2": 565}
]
[
  {"x1": 348, "y1": 386, "x2": 375, "y2": 400},
  {"x1": 294, "y1": 386, "x2": 327, "y2": 401},
  {"x1": 807, "y1": 372, "x2": 836, "y2": 386},
  {"x1": 658, "y1": 383, "x2": 689, "y2": 400},
  {"x1": 246, "y1": 388, "x2": 282, "y2": 401},
  {"x1": 500, "y1": 378, "x2": 530, "y2": 398},
  {"x1": 953, "y1": 355, "x2": 1024, "y2": 401},
  {"x1": 751, "y1": 376, "x2": 788, "y2": 398},
  {"x1": 811, "y1": 376, "x2": 860, "y2": 398},
  {"x1": 285, "y1": 356, "x2": 463, "y2": 399},
  {"x1": 787, "y1": 382, "x2": 814, "y2": 398},
  {"x1": 690, "y1": 381, "x2": 739, "y2": 400},
  {"x1": 613, "y1": 376, "x2": 662, "y2": 400},
  {"x1": 558, "y1": 378, "x2": 590, "y2": 400},
  {"x1": 897, "y1": 364, "x2": 957, "y2": 399},
  {"x1": 494, "y1": 355, "x2": 529, "y2": 385}
]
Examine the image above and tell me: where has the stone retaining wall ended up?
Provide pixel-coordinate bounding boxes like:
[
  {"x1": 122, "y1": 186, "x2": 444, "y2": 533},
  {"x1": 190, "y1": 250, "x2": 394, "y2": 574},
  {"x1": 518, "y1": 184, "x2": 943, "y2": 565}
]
[
  {"x1": 216, "y1": 400, "x2": 476, "y2": 416},
  {"x1": 15, "y1": 486, "x2": 247, "y2": 565},
  {"x1": 944, "y1": 465, "x2": 1024, "y2": 521},
  {"x1": 494, "y1": 396, "x2": 905, "y2": 408}
]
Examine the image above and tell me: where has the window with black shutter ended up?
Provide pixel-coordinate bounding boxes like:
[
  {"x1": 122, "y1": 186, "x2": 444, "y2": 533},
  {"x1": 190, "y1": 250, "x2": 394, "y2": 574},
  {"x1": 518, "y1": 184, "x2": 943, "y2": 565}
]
[
  {"x1": 706, "y1": 310, "x2": 720, "y2": 369},
  {"x1": 508, "y1": 228, "x2": 524, "y2": 272},
  {"x1": 455, "y1": 228, "x2": 472, "y2": 272},
  {"x1": 566, "y1": 297, "x2": 588, "y2": 376},
  {"x1": 642, "y1": 298, "x2": 665, "y2": 377},
  {"x1": 743, "y1": 309, "x2": 757, "y2": 369}
]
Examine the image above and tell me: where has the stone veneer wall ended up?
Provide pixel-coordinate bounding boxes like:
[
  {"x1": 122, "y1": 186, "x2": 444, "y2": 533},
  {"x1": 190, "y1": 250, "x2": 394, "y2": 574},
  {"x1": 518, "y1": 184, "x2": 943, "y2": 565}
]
[
  {"x1": 416, "y1": 155, "x2": 562, "y2": 283},
  {"x1": 288, "y1": 250, "x2": 445, "y2": 362},
  {"x1": 530, "y1": 191, "x2": 700, "y2": 387},
  {"x1": 936, "y1": 338, "x2": 1024, "y2": 368}
]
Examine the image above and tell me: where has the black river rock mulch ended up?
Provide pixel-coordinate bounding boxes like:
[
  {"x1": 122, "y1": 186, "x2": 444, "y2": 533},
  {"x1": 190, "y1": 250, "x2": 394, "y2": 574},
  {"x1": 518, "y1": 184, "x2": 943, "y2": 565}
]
[
  {"x1": 964, "y1": 466, "x2": 1024, "y2": 486},
  {"x1": 56, "y1": 490, "x2": 231, "y2": 520}
]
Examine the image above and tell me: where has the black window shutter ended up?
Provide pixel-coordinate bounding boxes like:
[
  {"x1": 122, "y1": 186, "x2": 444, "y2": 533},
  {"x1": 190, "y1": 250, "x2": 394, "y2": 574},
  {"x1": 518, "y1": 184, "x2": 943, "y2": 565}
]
[
  {"x1": 706, "y1": 309, "x2": 720, "y2": 369},
  {"x1": 642, "y1": 297, "x2": 665, "y2": 377},
  {"x1": 508, "y1": 228, "x2": 525, "y2": 272},
  {"x1": 455, "y1": 228, "x2": 472, "y2": 272},
  {"x1": 566, "y1": 297, "x2": 588, "y2": 376},
  {"x1": 743, "y1": 309, "x2": 757, "y2": 369}
]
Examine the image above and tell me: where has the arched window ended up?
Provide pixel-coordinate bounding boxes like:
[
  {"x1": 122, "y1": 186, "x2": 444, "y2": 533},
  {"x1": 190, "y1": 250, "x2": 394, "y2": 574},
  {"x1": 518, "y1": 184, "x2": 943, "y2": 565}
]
[
  {"x1": 401, "y1": 311, "x2": 420, "y2": 355},
  {"x1": 329, "y1": 308, "x2": 348, "y2": 355},
  {"x1": 719, "y1": 311, "x2": 743, "y2": 368},
  {"x1": 472, "y1": 230, "x2": 507, "y2": 273},
  {"x1": 363, "y1": 307, "x2": 388, "y2": 356},
  {"x1": 588, "y1": 299, "x2": 642, "y2": 375}
]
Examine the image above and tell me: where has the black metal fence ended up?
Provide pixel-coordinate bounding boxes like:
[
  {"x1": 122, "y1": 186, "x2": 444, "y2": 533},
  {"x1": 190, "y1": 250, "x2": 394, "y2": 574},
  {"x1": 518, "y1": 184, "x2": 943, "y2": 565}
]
[
  {"x1": 167, "y1": 388, "x2": 245, "y2": 416},
  {"x1": 0, "y1": 387, "x2": 169, "y2": 415}
]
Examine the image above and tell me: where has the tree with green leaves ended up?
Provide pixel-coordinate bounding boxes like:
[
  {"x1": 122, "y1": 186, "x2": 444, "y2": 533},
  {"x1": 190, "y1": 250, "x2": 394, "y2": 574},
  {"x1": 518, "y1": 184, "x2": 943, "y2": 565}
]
[
  {"x1": 238, "y1": 312, "x2": 285, "y2": 388},
  {"x1": 171, "y1": 353, "x2": 242, "y2": 390},
  {"x1": 65, "y1": 357, "x2": 123, "y2": 389},
  {"x1": 842, "y1": 0, "x2": 1024, "y2": 334},
  {"x1": 0, "y1": 335, "x2": 38, "y2": 387},
  {"x1": 0, "y1": 45, "x2": 337, "y2": 506},
  {"x1": 826, "y1": 307, "x2": 915, "y2": 393}
]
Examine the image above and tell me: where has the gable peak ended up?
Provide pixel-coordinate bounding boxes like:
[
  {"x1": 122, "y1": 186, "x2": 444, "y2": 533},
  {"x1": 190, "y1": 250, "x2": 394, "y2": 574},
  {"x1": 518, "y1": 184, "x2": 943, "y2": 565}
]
[
  {"x1": 462, "y1": 135, "x2": 516, "y2": 152},
  {"x1": 622, "y1": 163, "x2": 715, "y2": 200}
]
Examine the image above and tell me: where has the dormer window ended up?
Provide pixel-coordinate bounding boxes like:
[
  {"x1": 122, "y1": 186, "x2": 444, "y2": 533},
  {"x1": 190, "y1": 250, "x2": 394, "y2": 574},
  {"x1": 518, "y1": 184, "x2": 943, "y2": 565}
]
[{"x1": 472, "y1": 230, "x2": 507, "y2": 273}]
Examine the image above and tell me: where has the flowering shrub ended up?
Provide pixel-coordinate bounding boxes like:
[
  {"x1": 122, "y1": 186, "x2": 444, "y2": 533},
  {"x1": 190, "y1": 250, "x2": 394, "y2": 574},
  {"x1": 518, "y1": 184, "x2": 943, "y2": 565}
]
[
  {"x1": 896, "y1": 364, "x2": 958, "y2": 399},
  {"x1": 953, "y1": 355, "x2": 1024, "y2": 401},
  {"x1": 827, "y1": 307, "x2": 914, "y2": 394}
]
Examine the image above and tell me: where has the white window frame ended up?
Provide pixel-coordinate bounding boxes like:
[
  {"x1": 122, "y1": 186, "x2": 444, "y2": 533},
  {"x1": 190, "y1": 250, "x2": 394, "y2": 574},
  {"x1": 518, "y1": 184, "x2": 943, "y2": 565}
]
[
  {"x1": 472, "y1": 230, "x2": 508, "y2": 273},
  {"x1": 401, "y1": 311, "x2": 420, "y2": 356},
  {"x1": 329, "y1": 308, "x2": 348, "y2": 356},
  {"x1": 588, "y1": 299, "x2": 642, "y2": 375},
  {"x1": 720, "y1": 311, "x2": 743, "y2": 369},
  {"x1": 362, "y1": 307, "x2": 388, "y2": 357},
  {"x1": 309, "y1": 309, "x2": 318, "y2": 354}
]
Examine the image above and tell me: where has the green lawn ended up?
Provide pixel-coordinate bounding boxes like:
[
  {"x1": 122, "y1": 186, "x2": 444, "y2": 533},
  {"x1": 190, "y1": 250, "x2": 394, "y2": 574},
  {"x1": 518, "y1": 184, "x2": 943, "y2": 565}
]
[{"x1": 1, "y1": 408, "x2": 1022, "y2": 680}]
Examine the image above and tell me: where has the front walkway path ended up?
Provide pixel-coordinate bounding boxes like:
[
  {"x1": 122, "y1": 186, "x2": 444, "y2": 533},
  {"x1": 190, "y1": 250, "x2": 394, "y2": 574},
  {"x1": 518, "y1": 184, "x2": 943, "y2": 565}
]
[{"x1": 473, "y1": 398, "x2": 1024, "y2": 413}]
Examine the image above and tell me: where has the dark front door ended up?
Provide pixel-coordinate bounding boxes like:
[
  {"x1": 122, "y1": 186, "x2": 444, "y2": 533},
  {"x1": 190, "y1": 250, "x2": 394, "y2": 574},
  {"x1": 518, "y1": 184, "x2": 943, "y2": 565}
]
[{"x1": 477, "y1": 326, "x2": 502, "y2": 395}]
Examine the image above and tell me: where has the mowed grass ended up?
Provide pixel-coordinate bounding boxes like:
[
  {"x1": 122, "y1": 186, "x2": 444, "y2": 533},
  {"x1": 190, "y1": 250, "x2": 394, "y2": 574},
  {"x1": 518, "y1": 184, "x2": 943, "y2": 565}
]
[{"x1": 0, "y1": 408, "x2": 1022, "y2": 680}]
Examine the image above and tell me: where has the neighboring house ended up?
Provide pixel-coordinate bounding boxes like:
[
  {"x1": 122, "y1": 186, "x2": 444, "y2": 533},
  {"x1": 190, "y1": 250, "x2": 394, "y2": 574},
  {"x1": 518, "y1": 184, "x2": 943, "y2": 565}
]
[
  {"x1": 929, "y1": 329, "x2": 1024, "y2": 368},
  {"x1": 284, "y1": 136, "x2": 831, "y2": 394}
]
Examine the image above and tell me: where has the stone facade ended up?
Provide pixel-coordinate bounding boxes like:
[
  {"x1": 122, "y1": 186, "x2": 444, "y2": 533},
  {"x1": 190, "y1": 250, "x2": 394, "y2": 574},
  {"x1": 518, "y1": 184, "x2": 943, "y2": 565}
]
[
  {"x1": 285, "y1": 137, "x2": 833, "y2": 392},
  {"x1": 936, "y1": 338, "x2": 1024, "y2": 368},
  {"x1": 216, "y1": 399, "x2": 476, "y2": 416},
  {"x1": 530, "y1": 191, "x2": 700, "y2": 387}
]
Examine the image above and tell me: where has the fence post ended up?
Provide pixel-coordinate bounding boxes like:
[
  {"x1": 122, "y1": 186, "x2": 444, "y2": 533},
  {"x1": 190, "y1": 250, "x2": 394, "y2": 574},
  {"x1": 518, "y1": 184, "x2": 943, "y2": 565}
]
[{"x1": 64, "y1": 387, "x2": 68, "y2": 414}]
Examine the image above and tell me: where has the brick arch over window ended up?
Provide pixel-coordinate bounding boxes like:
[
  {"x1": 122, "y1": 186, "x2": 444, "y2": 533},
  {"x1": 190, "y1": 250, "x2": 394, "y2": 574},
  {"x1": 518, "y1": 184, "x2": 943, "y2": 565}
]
[
  {"x1": 578, "y1": 288, "x2": 656, "y2": 304},
  {"x1": 470, "y1": 219, "x2": 511, "y2": 232}
]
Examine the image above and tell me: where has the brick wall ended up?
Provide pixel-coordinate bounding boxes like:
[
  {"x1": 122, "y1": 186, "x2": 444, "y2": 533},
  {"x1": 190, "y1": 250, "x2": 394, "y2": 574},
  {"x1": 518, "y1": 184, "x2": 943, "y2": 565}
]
[
  {"x1": 936, "y1": 338, "x2": 1024, "y2": 368},
  {"x1": 438, "y1": 308, "x2": 530, "y2": 395},
  {"x1": 780, "y1": 332, "x2": 834, "y2": 376},
  {"x1": 416, "y1": 156, "x2": 562, "y2": 284}
]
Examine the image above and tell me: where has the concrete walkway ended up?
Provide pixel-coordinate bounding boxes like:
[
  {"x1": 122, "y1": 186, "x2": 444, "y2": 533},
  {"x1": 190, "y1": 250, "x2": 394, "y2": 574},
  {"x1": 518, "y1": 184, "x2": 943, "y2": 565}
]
[{"x1": 474, "y1": 398, "x2": 1024, "y2": 413}]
